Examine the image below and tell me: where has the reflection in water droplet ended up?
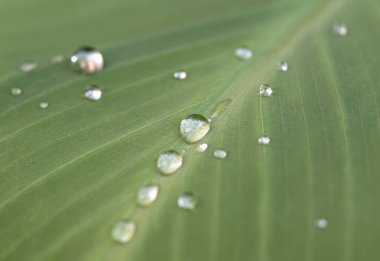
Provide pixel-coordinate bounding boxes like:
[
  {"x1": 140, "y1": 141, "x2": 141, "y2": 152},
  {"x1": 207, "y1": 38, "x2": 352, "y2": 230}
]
[
  {"x1": 71, "y1": 46, "x2": 104, "y2": 74},
  {"x1": 177, "y1": 192, "x2": 197, "y2": 210},
  {"x1": 51, "y1": 55, "x2": 65, "y2": 64},
  {"x1": 112, "y1": 220, "x2": 136, "y2": 244},
  {"x1": 11, "y1": 88, "x2": 22, "y2": 96},
  {"x1": 278, "y1": 61, "x2": 288, "y2": 72},
  {"x1": 20, "y1": 61, "x2": 37, "y2": 72},
  {"x1": 137, "y1": 185, "x2": 159, "y2": 207},
  {"x1": 260, "y1": 84, "x2": 273, "y2": 97},
  {"x1": 213, "y1": 149, "x2": 227, "y2": 159},
  {"x1": 258, "y1": 136, "x2": 270, "y2": 145},
  {"x1": 196, "y1": 143, "x2": 208, "y2": 153},
  {"x1": 211, "y1": 99, "x2": 232, "y2": 119},
  {"x1": 180, "y1": 114, "x2": 210, "y2": 144},
  {"x1": 173, "y1": 70, "x2": 187, "y2": 80},
  {"x1": 157, "y1": 150, "x2": 183, "y2": 175},
  {"x1": 84, "y1": 86, "x2": 102, "y2": 101},
  {"x1": 332, "y1": 23, "x2": 348, "y2": 37},
  {"x1": 39, "y1": 101, "x2": 49, "y2": 109},
  {"x1": 235, "y1": 47, "x2": 252, "y2": 60},
  {"x1": 315, "y1": 218, "x2": 328, "y2": 229}
]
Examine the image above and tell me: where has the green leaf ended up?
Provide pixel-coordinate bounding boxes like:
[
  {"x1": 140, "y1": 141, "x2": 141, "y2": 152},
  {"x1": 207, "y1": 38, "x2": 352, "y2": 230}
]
[{"x1": 1, "y1": 0, "x2": 379, "y2": 260}]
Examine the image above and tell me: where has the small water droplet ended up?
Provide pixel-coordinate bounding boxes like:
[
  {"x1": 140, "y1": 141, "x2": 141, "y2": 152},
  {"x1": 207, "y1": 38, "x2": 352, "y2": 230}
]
[
  {"x1": 71, "y1": 46, "x2": 104, "y2": 74},
  {"x1": 112, "y1": 220, "x2": 136, "y2": 244},
  {"x1": 213, "y1": 149, "x2": 227, "y2": 159},
  {"x1": 20, "y1": 61, "x2": 37, "y2": 72},
  {"x1": 137, "y1": 185, "x2": 159, "y2": 207},
  {"x1": 51, "y1": 55, "x2": 65, "y2": 64},
  {"x1": 10, "y1": 88, "x2": 22, "y2": 96},
  {"x1": 157, "y1": 150, "x2": 183, "y2": 175},
  {"x1": 258, "y1": 136, "x2": 270, "y2": 145},
  {"x1": 210, "y1": 99, "x2": 232, "y2": 119},
  {"x1": 196, "y1": 143, "x2": 208, "y2": 153},
  {"x1": 278, "y1": 61, "x2": 288, "y2": 72},
  {"x1": 315, "y1": 218, "x2": 328, "y2": 229},
  {"x1": 84, "y1": 86, "x2": 102, "y2": 101},
  {"x1": 177, "y1": 192, "x2": 197, "y2": 210},
  {"x1": 259, "y1": 84, "x2": 273, "y2": 97},
  {"x1": 39, "y1": 101, "x2": 49, "y2": 109},
  {"x1": 173, "y1": 70, "x2": 187, "y2": 80},
  {"x1": 332, "y1": 23, "x2": 348, "y2": 37},
  {"x1": 180, "y1": 114, "x2": 210, "y2": 144},
  {"x1": 235, "y1": 47, "x2": 252, "y2": 60}
]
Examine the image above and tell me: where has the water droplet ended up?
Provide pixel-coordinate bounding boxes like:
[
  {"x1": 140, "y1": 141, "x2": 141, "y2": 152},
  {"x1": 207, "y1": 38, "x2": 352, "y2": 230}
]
[
  {"x1": 84, "y1": 86, "x2": 102, "y2": 101},
  {"x1": 180, "y1": 114, "x2": 210, "y2": 144},
  {"x1": 173, "y1": 70, "x2": 187, "y2": 80},
  {"x1": 196, "y1": 143, "x2": 208, "y2": 153},
  {"x1": 157, "y1": 150, "x2": 183, "y2": 175},
  {"x1": 278, "y1": 61, "x2": 288, "y2": 72},
  {"x1": 332, "y1": 23, "x2": 348, "y2": 37},
  {"x1": 259, "y1": 84, "x2": 273, "y2": 97},
  {"x1": 258, "y1": 136, "x2": 270, "y2": 145},
  {"x1": 210, "y1": 99, "x2": 232, "y2": 119},
  {"x1": 315, "y1": 218, "x2": 328, "y2": 229},
  {"x1": 177, "y1": 192, "x2": 197, "y2": 210},
  {"x1": 10, "y1": 88, "x2": 22, "y2": 96},
  {"x1": 112, "y1": 220, "x2": 136, "y2": 244},
  {"x1": 20, "y1": 61, "x2": 37, "y2": 72},
  {"x1": 137, "y1": 185, "x2": 159, "y2": 206},
  {"x1": 235, "y1": 47, "x2": 252, "y2": 60},
  {"x1": 51, "y1": 55, "x2": 65, "y2": 64},
  {"x1": 213, "y1": 149, "x2": 227, "y2": 159},
  {"x1": 71, "y1": 46, "x2": 104, "y2": 74},
  {"x1": 39, "y1": 101, "x2": 49, "y2": 109}
]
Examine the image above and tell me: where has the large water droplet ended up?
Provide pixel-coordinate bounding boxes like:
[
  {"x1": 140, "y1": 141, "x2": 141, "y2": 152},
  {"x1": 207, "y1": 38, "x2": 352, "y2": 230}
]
[
  {"x1": 213, "y1": 149, "x2": 227, "y2": 159},
  {"x1": 71, "y1": 46, "x2": 104, "y2": 74},
  {"x1": 177, "y1": 192, "x2": 197, "y2": 210},
  {"x1": 10, "y1": 88, "x2": 22, "y2": 96},
  {"x1": 112, "y1": 220, "x2": 136, "y2": 244},
  {"x1": 39, "y1": 101, "x2": 49, "y2": 109},
  {"x1": 157, "y1": 150, "x2": 183, "y2": 175},
  {"x1": 235, "y1": 47, "x2": 252, "y2": 60},
  {"x1": 51, "y1": 55, "x2": 65, "y2": 64},
  {"x1": 196, "y1": 143, "x2": 208, "y2": 153},
  {"x1": 259, "y1": 84, "x2": 273, "y2": 97},
  {"x1": 180, "y1": 114, "x2": 210, "y2": 144},
  {"x1": 210, "y1": 99, "x2": 232, "y2": 120},
  {"x1": 278, "y1": 61, "x2": 288, "y2": 72},
  {"x1": 20, "y1": 61, "x2": 37, "y2": 72},
  {"x1": 315, "y1": 218, "x2": 328, "y2": 229},
  {"x1": 332, "y1": 23, "x2": 348, "y2": 37},
  {"x1": 173, "y1": 70, "x2": 187, "y2": 80},
  {"x1": 137, "y1": 185, "x2": 159, "y2": 207},
  {"x1": 258, "y1": 136, "x2": 270, "y2": 145},
  {"x1": 84, "y1": 86, "x2": 102, "y2": 101}
]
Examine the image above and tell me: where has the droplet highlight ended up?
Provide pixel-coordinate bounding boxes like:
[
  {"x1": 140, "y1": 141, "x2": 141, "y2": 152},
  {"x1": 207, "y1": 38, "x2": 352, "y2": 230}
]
[
  {"x1": 278, "y1": 61, "x2": 288, "y2": 72},
  {"x1": 213, "y1": 149, "x2": 227, "y2": 159},
  {"x1": 259, "y1": 84, "x2": 273, "y2": 97},
  {"x1": 332, "y1": 23, "x2": 348, "y2": 37},
  {"x1": 315, "y1": 218, "x2": 328, "y2": 229},
  {"x1": 177, "y1": 192, "x2": 197, "y2": 210},
  {"x1": 20, "y1": 61, "x2": 37, "y2": 72},
  {"x1": 173, "y1": 70, "x2": 187, "y2": 80},
  {"x1": 71, "y1": 46, "x2": 104, "y2": 74},
  {"x1": 258, "y1": 136, "x2": 270, "y2": 145},
  {"x1": 112, "y1": 220, "x2": 136, "y2": 244},
  {"x1": 10, "y1": 88, "x2": 22, "y2": 96},
  {"x1": 157, "y1": 150, "x2": 183, "y2": 175},
  {"x1": 39, "y1": 101, "x2": 49, "y2": 109},
  {"x1": 196, "y1": 143, "x2": 208, "y2": 153},
  {"x1": 137, "y1": 185, "x2": 159, "y2": 207},
  {"x1": 180, "y1": 114, "x2": 210, "y2": 144},
  {"x1": 84, "y1": 86, "x2": 102, "y2": 101},
  {"x1": 235, "y1": 47, "x2": 252, "y2": 60}
]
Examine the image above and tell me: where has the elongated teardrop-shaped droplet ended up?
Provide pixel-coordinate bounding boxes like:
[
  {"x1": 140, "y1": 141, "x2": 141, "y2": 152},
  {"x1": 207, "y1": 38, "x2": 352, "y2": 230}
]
[
  {"x1": 278, "y1": 61, "x2": 288, "y2": 72},
  {"x1": 137, "y1": 185, "x2": 159, "y2": 206},
  {"x1": 157, "y1": 150, "x2": 183, "y2": 175},
  {"x1": 180, "y1": 114, "x2": 210, "y2": 144},
  {"x1": 196, "y1": 143, "x2": 208, "y2": 153},
  {"x1": 259, "y1": 84, "x2": 273, "y2": 97},
  {"x1": 177, "y1": 192, "x2": 197, "y2": 210},
  {"x1": 51, "y1": 55, "x2": 65, "y2": 64},
  {"x1": 11, "y1": 88, "x2": 22, "y2": 96},
  {"x1": 84, "y1": 86, "x2": 102, "y2": 101},
  {"x1": 332, "y1": 23, "x2": 348, "y2": 37},
  {"x1": 173, "y1": 70, "x2": 187, "y2": 80},
  {"x1": 315, "y1": 218, "x2": 328, "y2": 229},
  {"x1": 20, "y1": 61, "x2": 37, "y2": 72},
  {"x1": 39, "y1": 101, "x2": 49, "y2": 109},
  {"x1": 213, "y1": 149, "x2": 227, "y2": 159},
  {"x1": 210, "y1": 99, "x2": 232, "y2": 119},
  {"x1": 112, "y1": 220, "x2": 136, "y2": 244},
  {"x1": 71, "y1": 46, "x2": 104, "y2": 74},
  {"x1": 258, "y1": 136, "x2": 270, "y2": 145},
  {"x1": 235, "y1": 47, "x2": 252, "y2": 60}
]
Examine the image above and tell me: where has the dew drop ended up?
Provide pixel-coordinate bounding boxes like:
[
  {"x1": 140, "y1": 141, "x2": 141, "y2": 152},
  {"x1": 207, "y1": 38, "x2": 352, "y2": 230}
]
[
  {"x1": 180, "y1": 114, "x2": 210, "y2": 144},
  {"x1": 259, "y1": 84, "x2": 273, "y2": 97},
  {"x1": 315, "y1": 218, "x2": 328, "y2": 229},
  {"x1": 278, "y1": 61, "x2": 288, "y2": 72},
  {"x1": 213, "y1": 149, "x2": 227, "y2": 159},
  {"x1": 173, "y1": 70, "x2": 187, "y2": 80},
  {"x1": 112, "y1": 220, "x2": 136, "y2": 244},
  {"x1": 177, "y1": 192, "x2": 198, "y2": 210},
  {"x1": 332, "y1": 23, "x2": 348, "y2": 37},
  {"x1": 20, "y1": 61, "x2": 37, "y2": 72},
  {"x1": 157, "y1": 150, "x2": 183, "y2": 175},
  {"x1": 51, "y1": 55, "x2": 65, "y2": 64},
  {"x1": 10, "y1": 87, "x2": 22, "y2": 96},
  {"x1": 39, "y1": 101, "x2": 49, "y2": 109},
  {"x1": 258, "y1": 136, "x2": 270, "y2": 145},
  {"x1": 196, "y1": 143, "x2": 208, "y2": 153},
  {"x1": 137, "y1": 184, "x2": 159, "y2": 207},
  {"x1": 210, "y1": 99, "x2": 232, "y2": 119},
  {"x1": 235, "y1": 47, "x2": 252, "y2": 60},
  {"x1": 84, "y1": 86, "x2": 102, "y2": 101},
  {"x1": 71, "y1": 46, "x2": 104, "y2": 74}
]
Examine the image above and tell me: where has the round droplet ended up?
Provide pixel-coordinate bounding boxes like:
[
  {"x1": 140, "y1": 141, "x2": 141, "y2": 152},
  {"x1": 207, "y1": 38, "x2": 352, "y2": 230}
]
[
  {"x1": 315, "y1": 218, "x2": 328, "y2": 229},
  {"x1": 71, "y1": 46, "x2": 104, "y2": 74},
  {"x1": 213, "y1": 149, "x2": 227, "y2": 159},
  {"x1": 39, "y1": 101, "x2": 49, "y2": 109},
  {"x1": 332, "y1": 23, "x2": 348, "y2": 37},
  {"x1": 196, "y1": 143, "x2": 208, "y2": 153},
  {"x1": 278, "y1": 61, "x2": 288, "y2": 72},
  {"x1": 20, "y1": 61, "x2": 37, "y2": 72},
  {"x1": 180, "y1": 114, "x2": 210, "y2": 144},
  {"x1": 235, "y1": 47, "x2": 252, "y2": 60},
  {"x1": 137, "y1": 185, "x2": 159, "y2": 207},
  {"x1": 10, "y1": 88, "x2": 22, "y2": 96},
  {"x1": 173, "y1": 70, "x2": 187, "y2": 80},
  {"x1": 112, "y1": 220, "x2": 136, "y2": 244},
  {"x1": 51, "y1": 55, "x2": 65, "y2": 64},
  {"x1": 177, "y1": 192, "x2": 197, "y2": 210},
  {"x1": 258, "y1": 136, "x2": 270, "y2": 145},
  {"x1": 157, "y1": 150, "x2": 183, "y2": 175},
  {"x1": 259, "y1": 84, "x2": 273, "y2": 97},
  {"x1": 84, "y1": 86, "x2": 102, "y2": 101}
]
